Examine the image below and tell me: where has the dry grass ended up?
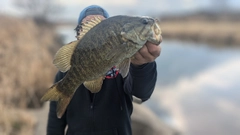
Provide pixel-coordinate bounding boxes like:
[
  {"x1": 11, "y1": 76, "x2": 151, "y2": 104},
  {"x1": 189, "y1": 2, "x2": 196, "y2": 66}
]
[
  {"x1": 0, "y1": 102, "x2": 37, "y2": 135},
  {"x1": 0, "y1": 15, "x2": 61, "y2": 108},
  {"x1": 160, "y1": 15, "x2": 240, "y2": 47},
  {"x1": 0, "y1": 15, "x2": 63, "y2": 134}
]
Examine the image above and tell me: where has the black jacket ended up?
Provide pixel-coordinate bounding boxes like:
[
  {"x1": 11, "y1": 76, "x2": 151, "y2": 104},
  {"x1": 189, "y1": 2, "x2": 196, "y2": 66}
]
[{"x1": 47, "y1": 62, "x2": 157, "y2": 135}]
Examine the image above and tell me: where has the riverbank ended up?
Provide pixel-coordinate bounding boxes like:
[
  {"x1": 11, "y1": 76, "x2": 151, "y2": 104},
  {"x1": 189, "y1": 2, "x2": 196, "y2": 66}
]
[
  {"x1": 0, "y1": 14, "x2": 177, "y2": 135},
  {"x1": 0, "y1": 15, "x2": 61, "y2": 135},
  {"x1": 159, "y1": 12, "x2": 240, "y2": 48}
]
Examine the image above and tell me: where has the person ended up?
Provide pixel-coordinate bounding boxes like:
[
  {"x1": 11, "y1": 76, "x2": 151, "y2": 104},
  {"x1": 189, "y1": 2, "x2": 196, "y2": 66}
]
[{"x1": 47, "y1": 5, "x2": 161, "y2": 135}]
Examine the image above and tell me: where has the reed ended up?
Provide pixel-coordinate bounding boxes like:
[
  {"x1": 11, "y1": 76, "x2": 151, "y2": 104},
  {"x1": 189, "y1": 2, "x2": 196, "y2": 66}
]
[
  {"x1": 160, "y1": 15, "x2": 240, "y2": 47},
  {"x1": 0, "y1": 15, "x2": 63, "y2": 134}
]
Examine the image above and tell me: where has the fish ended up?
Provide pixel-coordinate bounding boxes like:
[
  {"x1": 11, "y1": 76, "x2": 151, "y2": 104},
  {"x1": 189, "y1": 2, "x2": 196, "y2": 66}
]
[{"x1": 41, "y1": 15, "x2": 162, "y2": 118}]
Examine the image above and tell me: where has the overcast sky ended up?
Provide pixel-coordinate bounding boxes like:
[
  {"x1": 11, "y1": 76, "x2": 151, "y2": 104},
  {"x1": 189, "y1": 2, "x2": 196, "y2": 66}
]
[{"x1": 1, "y1": 0, "x2": 240, "y2": 21}]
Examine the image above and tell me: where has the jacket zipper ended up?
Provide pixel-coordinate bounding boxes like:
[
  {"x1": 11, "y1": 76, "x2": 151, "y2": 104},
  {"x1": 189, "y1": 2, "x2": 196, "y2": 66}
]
[
  {"x1": 90, "y1": 94, "x2": 96, "y2": 132},
  {"x1": 90, "y1": 94, "x2": 96, "y2": 109}
]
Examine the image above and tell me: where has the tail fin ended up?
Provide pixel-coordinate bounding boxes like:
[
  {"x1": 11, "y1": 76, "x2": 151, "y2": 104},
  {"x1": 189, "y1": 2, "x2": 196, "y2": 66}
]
[{"x1": 41, "y1": 82, "x2": 72, "y2": 118}]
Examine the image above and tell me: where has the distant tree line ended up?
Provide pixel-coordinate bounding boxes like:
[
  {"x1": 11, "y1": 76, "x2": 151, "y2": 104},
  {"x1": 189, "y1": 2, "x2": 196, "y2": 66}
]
[{"x1": 13, "y1": 0, "x2": 63, "y2": 25}]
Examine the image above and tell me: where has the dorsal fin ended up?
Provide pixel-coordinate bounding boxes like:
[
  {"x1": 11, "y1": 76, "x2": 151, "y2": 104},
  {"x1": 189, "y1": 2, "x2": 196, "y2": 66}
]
[
  {"x1": 53, "y1": 40, "x2": 79, "y2": 72},
  {"x1": 54, "y1": 16, "x2": 103, "y2": 72},
  {"x1": 76, "y1": 16, "x2": 103, "y2": 40}
]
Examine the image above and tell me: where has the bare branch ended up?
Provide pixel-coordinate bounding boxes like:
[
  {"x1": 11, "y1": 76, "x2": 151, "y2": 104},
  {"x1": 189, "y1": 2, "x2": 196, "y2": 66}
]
[{"x1": 13, "y1": 0, "x2": 63, "y2": 24}]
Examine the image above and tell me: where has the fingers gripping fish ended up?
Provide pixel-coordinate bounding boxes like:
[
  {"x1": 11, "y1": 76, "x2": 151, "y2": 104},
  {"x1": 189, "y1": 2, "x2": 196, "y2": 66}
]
[{"x1": 41, "y1": 15, "x2": 162, "y2": 118}]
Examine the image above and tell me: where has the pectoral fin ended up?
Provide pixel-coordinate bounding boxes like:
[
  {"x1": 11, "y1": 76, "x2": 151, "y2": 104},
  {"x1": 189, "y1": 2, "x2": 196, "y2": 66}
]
[
  {"x1": 53, "y1": 41, "x2": 79, "y2": 72},
  {"x1": 83, "y1": 77, "x2": 105, "y2": 93},
  {"x1": 105, "y1": 42, "x2": 129, "y2": 60},
  {"x1": 117, "y1": 58, "x2": 131, "y2": 78}
]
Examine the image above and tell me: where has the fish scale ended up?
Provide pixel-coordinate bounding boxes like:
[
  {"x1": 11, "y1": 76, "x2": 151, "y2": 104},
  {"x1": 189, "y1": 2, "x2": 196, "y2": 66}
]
[
  {"x1": 72, "y1": 26, "x2": 123, "y2": 78},
  {"x1": 41, "y1": 15, "x2": 162, "y2": 118},
  {"x1": 57, "y1": 67, "x2": 81, "y2": 97}
]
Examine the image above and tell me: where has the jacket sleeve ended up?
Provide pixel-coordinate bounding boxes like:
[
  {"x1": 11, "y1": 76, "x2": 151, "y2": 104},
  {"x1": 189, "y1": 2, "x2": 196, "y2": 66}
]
[
  {"x1": 47, "y1": 71, "x2": 67, "y2": 135},
  {"x1": 124, "y1": 61, "x2": 157, "y2": 102}
]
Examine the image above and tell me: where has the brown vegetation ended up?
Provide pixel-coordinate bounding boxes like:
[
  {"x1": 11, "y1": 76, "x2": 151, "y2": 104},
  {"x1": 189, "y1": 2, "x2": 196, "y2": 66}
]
[
  {"x1": 0, "y1": 15, "x2": 62, "y2": 134},
  {"x1": 0, "y1": 102, "x2": 37, "y2": 135},
  {"x1": 159, "y1": 12, "x2": 240, "y2": 47}
]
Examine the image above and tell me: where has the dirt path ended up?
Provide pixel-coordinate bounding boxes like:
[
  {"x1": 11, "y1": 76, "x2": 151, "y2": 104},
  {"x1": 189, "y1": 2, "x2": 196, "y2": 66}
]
[
  {"x1": 29, "y1": 103, "x2": 49, "y2": 135},
  {"x1": 29, "y1": 102, "x2": 178, "y2": 135}
]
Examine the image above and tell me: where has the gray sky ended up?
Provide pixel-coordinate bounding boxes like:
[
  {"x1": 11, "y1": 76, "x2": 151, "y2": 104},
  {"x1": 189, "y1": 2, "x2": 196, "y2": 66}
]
[{"x1": 1, "y1": 0, "x2": 240, "y2": 21}]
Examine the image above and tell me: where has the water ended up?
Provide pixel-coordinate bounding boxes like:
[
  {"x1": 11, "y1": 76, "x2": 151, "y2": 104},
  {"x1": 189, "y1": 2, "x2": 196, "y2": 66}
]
[
  {"x1": 57, "y1": 27, "x2": 240, "y2": 135},
  {"x1": 146, "y1": 40, "x2": 240, "y2": 135}
]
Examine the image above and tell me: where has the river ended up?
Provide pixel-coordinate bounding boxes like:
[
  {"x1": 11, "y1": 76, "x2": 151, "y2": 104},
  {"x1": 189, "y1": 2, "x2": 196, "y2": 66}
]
[{"x1": 57, "y1": 26, "x2": 240, "y2": 135}]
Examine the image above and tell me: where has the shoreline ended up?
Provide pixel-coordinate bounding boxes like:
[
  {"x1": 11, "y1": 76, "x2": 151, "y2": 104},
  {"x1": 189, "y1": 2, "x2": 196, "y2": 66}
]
[{"x1": 159, "y1": 12, "x2": 240, "y2": 48}]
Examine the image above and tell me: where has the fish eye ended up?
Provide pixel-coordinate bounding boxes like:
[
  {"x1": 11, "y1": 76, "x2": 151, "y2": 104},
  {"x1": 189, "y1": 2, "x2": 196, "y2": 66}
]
[{"x1": 142, "y1": 19, "x2": 149, "y2": 24}]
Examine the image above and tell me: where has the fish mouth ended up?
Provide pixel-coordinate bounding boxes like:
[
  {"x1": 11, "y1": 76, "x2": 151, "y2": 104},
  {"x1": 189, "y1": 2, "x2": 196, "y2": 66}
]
[{"x1": 147, "y1": 21, "x2": 162, "y2": 45}]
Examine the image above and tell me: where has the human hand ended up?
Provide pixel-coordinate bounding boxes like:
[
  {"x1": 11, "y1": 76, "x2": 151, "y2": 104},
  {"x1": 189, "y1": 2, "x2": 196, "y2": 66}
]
[{"x1": 131, "y1": 41, "x2": 161, "y2": 66}]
